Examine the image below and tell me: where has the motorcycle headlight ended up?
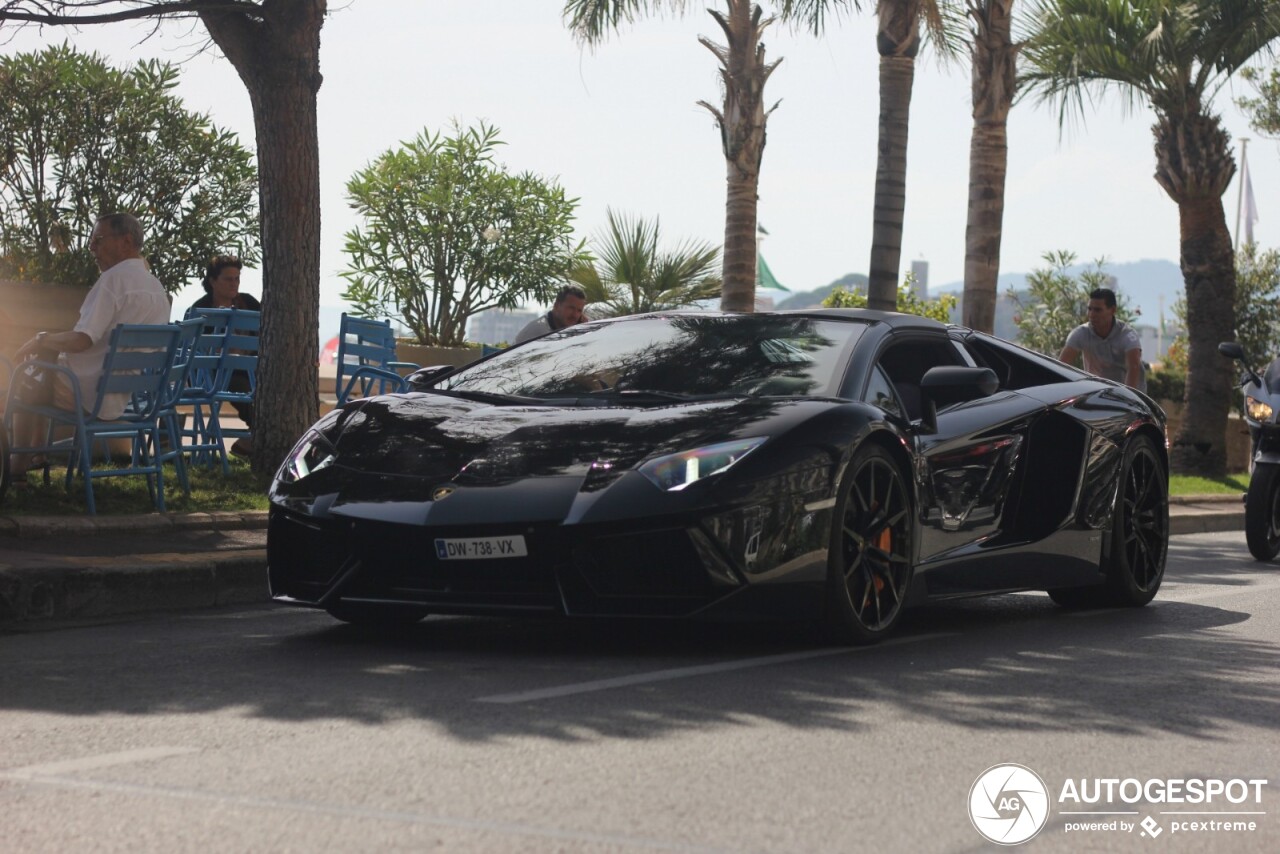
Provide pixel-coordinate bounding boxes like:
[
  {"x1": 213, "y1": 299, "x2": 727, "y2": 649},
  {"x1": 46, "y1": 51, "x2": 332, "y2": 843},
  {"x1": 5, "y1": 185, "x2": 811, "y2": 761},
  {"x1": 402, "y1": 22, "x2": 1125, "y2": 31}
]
[
  {"x1": 639, "y1": 437, "x2": 767, "y2": 492},
  {"x1": 1246, "y1": 395, "x2": 1274, "y2": 423},
  {"x1": 275, "y1": 428, "x2": 337, "y2": 484}
]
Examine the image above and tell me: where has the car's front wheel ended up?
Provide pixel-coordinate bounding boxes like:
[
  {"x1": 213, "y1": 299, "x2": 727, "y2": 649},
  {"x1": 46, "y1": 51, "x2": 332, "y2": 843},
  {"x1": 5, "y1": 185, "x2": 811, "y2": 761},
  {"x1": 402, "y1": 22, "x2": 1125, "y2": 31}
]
[{"x1": 822, "y1": 443, "x2": 914, "y2": 644}]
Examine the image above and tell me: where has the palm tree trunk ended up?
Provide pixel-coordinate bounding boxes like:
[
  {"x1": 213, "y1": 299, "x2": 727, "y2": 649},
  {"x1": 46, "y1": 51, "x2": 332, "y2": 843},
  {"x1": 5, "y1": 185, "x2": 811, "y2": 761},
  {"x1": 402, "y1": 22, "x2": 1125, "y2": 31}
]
[
  {"x1": 962, "y1": 1, "x2": 1017, "y2": 333},
  {"x1": 867, "y1": 0, "x2": 922, "y2": 311},
  {"x1": 1172, "y1": 197, "x2": 1236, "y2": 476},
  {"x1": 698, "y1": 1, "x2": 779, "y2": 313}
]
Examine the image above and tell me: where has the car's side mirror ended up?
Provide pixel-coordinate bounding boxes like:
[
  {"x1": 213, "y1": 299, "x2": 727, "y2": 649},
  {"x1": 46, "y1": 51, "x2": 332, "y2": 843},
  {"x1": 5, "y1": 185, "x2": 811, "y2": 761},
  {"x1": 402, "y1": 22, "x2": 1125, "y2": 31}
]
[
  {"x1": 917, "y1": 366, "x2": 999, "y2": 433},
  {"x1": 405, "y1": 365, "x2": 455, "y2": 390}
]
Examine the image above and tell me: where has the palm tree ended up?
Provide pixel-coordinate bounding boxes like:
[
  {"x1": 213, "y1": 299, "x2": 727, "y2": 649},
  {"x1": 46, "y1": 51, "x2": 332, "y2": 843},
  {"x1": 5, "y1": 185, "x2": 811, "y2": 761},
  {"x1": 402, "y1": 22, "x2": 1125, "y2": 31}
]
[
  {"x1": 570, "y1": 208, "x2": 722, "y2": 317},
  {"x1": 963, "y1": 1, "x2": 1019, "y2": 334},
  {"x1": 1022, "y1": 0, "x2": 1280, "y2": 476},
  {"x1": 563, "y1": 1, "x2": 781, "y2": 312},
  {"x1": 781, "y1": 1, "x2": 955, "y2": 310}
]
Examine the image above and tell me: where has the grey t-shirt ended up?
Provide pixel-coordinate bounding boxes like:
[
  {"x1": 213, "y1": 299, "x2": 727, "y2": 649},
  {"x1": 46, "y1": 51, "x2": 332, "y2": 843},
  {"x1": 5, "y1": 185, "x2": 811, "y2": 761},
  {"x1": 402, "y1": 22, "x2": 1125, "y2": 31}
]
[{"x1": 1065, "y1": 319, "x2": 1145, "y2": 392}]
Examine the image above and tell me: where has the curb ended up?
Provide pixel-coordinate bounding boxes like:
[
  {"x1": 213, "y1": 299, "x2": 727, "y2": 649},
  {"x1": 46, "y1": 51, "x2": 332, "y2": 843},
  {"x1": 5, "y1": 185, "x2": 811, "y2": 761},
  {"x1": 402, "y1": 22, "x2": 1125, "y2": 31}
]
[
  {"x1": 0, "y1": 510, "x2": 269, "y2": 539},
  {"x1": 0, "y1": 550, "x2": 269, "y2": 629}
]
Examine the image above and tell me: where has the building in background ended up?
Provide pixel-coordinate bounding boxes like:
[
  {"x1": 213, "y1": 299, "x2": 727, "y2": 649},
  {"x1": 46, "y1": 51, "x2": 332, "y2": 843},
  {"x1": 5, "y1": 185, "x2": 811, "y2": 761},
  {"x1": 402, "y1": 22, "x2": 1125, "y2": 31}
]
[
  {"x1": 468, "y1": 307, "x2": 538, "y2": 346},
  {"x1": 910, "y1": 259, "x2": 929, "y2": 299}
]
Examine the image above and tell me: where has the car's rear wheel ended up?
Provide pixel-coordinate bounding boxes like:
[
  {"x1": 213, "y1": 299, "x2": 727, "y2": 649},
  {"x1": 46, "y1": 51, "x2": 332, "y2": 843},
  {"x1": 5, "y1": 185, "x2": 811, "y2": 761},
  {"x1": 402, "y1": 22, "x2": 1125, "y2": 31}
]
[
  {"x1": 325, "y1": 601, "x2": 429, "y2": 627},
  {"x1": 1049, "y1": 434, "x2": 1167, "y2": 608},
  {"x1": 822, "y1": 444, "x2": 913, "y2": 644}
]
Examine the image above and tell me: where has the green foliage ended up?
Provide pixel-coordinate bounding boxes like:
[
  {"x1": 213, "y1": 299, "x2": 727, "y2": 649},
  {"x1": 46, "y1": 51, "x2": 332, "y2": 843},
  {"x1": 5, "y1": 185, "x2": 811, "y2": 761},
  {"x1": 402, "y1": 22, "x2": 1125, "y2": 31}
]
[
  {"x1": 1145, "y1": 365, "x2": 1186, "y2": 403},
  {"x1": 342, "y1": 121, "x2": 585, "y2": 346},
  {"x1": 0, "y1": 44, "x2": 259, "y2": 292},
  {"x1": 1168, "y1": 243, "x2": 1280, "y2": 409},
  {"x1": 1168, "y1": 472, "x2": 1250, "y2": 496},
  {"x1": 821, "y1": 275, "x2": 957, "y2": 322},
  {"x1": 1007, "y1": 251, "x2": 1136, "y2": 357},
  {"x1": 568, "y1": 208, "x2": 720, "y2": 318},
  {"x1": 1238, "y1": 65, "x2": 1280, "y2": 138}
]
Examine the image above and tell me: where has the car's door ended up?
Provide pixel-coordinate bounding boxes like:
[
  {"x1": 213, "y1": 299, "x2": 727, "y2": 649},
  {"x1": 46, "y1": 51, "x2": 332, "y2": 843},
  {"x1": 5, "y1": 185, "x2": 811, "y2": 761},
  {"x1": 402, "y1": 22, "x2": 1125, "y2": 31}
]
[{"x1": 869, "y1": 332, "x2": 1047, "y2": 569}]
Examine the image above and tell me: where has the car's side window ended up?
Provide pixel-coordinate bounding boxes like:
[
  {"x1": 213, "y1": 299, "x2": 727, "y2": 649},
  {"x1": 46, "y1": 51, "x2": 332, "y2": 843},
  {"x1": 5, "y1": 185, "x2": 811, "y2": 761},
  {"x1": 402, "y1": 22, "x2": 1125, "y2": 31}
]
[
  {"x1": 863, "y1": 365, "x2": 904, "y2": 418},
  {"x1": 875, "y1": 336, "x2": 966, "y2": 420}
]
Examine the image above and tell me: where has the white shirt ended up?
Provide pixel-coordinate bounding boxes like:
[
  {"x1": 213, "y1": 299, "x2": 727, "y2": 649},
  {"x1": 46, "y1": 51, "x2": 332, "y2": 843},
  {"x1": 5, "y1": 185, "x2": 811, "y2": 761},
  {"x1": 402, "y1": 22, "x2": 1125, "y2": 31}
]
[{"x1": 66, "y1": 258, "x2": 171, "y2": 419}]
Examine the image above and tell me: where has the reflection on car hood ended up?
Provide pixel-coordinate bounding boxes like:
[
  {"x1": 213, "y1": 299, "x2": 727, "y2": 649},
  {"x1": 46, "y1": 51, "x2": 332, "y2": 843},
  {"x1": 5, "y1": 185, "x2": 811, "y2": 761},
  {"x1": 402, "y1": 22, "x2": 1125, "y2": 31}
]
[{"x1": 329, "y1": 393, "x2": 823, "y2": 484}]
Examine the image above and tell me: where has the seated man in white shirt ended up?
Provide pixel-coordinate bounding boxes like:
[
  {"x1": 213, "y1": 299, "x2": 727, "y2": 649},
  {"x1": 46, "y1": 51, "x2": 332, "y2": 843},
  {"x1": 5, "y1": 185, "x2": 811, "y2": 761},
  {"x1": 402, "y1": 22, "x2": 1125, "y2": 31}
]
[
  {"x1": 514, "y1": 284, "x2": 588, "y2": 344},
  {"x1": 7, "y1": 212, "x2": 171, "y2": 483}
]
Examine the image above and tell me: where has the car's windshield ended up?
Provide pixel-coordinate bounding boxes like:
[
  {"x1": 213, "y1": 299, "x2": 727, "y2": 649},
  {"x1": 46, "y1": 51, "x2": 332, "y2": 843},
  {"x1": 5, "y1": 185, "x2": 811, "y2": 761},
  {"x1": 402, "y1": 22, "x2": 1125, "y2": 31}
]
[{"x1": 441, "y1": 315, "x2": 864, "y2": 400}]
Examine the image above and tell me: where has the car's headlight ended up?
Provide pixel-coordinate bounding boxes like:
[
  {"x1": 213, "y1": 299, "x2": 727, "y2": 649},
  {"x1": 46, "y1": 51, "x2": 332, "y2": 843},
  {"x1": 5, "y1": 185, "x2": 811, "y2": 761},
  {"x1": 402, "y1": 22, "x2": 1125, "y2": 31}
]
[
  {"x1": 1246, "y1": 395, "x2": 1274, "y2": 423},
  {"x1": 276, "y1": 429, "x2": 337, "y2": 484},
  {"x1": 639, "y1": 437, "x2": 767, "y2": 492}
]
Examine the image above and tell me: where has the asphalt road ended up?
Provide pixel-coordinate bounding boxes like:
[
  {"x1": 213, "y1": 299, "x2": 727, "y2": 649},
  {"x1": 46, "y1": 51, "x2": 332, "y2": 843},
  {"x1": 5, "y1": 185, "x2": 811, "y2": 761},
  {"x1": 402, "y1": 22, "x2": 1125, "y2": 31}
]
[{"x1": 1, "y1": 531, "x2": 1277, "y2": 853}]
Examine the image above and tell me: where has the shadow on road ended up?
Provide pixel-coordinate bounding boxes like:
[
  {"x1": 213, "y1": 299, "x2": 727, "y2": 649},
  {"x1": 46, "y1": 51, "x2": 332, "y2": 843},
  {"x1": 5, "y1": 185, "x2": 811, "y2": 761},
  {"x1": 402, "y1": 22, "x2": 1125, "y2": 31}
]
[{"x1": 1, "y1": 577, "x2": 1275, "y2": 747}]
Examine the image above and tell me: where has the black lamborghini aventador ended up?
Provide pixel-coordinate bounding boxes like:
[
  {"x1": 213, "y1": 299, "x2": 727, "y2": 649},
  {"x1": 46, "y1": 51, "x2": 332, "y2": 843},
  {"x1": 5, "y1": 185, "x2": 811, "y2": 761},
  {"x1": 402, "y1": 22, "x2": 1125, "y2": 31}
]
[{"x1": 267, "y1": 309, "x2": 1169, "y2": 643}]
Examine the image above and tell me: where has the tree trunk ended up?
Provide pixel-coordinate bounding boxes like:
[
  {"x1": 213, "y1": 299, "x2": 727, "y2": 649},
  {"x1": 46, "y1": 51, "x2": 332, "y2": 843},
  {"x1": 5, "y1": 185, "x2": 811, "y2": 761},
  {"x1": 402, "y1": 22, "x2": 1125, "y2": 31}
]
[
  {"x1": 868, "y1": 0, "x2": 921, "y2": 311},
  {"x1": 201, "y1": 2, "x2": 325, "y2": 474},
  {"x1": 962, "y1": 1, "x2": 1017, "y2": 334},
  {"x1": 1171, "y1": 196, "x2": 1236, "y2": 475},
  {"x1": 702, "y1": 1, "x2": 777, "y2": 314},
  {"x1": 1150, "y1": 112, "x2": 1236, "y2": 476}
]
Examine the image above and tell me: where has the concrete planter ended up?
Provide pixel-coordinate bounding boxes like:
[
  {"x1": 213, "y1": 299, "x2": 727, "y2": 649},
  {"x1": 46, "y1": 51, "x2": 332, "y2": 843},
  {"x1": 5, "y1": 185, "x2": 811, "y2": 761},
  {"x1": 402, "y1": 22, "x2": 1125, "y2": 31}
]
[
  {"x1": 0, "y1": 280, "x2": 88, "y2": 358},
  {"x1": 395, "y1": 342, "x2": 481, "y2": 370}
]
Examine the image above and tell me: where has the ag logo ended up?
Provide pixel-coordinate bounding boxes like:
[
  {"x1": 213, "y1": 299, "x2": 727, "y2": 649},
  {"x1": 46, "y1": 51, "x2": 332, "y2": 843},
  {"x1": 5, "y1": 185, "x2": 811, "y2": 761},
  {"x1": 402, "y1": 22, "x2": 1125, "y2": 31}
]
[
  {"x1": 968, "y1": 763, "x2": 1051, "y2": 845},
  {"x1": 432, "y1": 485, "x2": 456, "y2": 501}
]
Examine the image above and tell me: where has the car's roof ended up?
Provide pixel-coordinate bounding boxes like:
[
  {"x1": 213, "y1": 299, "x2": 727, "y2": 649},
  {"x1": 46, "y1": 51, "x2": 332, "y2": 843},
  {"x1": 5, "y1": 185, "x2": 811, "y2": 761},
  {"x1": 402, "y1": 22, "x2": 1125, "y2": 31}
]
[{"x1": 608, "y1": 307, "x2": 949, "y2": 332}]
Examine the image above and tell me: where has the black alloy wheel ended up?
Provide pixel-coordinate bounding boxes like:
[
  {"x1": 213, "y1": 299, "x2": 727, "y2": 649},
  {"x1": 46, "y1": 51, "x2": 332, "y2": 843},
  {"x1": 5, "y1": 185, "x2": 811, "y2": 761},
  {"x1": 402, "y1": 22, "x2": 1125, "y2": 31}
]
[
  {"x1": 1050, "y1": 434, "x2": 1167, "y2": 608},
  {"x1": 1244, "y1": 463, "x2": 1280, "y2": 561},
  {"x1": 823, "y1": 443, "x2": 914, "y2": 644}
]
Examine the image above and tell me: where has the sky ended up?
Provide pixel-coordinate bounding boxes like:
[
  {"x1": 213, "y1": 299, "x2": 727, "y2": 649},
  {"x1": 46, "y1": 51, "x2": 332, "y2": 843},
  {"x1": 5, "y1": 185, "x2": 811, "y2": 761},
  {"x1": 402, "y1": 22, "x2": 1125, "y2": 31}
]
[{"x1": 3, "y1": 0, "x2": 1276, "y2": 321}]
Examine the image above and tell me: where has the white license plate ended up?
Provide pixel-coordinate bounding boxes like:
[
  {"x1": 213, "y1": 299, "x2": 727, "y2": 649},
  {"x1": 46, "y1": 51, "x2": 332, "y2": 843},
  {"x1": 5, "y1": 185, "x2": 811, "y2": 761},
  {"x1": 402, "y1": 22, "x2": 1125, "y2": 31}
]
[{"x1": 434, "y1": 535, "x2": 528, "y2": 560}]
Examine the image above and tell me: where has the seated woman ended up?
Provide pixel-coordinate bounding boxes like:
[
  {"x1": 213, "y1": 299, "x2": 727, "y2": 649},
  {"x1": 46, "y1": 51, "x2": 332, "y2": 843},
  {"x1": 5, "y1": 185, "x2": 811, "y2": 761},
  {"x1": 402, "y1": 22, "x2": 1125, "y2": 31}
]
[{"x1": 187, "y1": 255, "x2": 259, "y2": 456}]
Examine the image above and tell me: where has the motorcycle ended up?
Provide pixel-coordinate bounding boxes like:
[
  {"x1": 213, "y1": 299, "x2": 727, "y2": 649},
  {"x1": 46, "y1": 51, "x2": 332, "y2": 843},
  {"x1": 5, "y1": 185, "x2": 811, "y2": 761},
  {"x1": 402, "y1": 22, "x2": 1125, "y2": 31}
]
[{"x1": 1218, "y1": 341, "x2": 1280, "y2": 560}]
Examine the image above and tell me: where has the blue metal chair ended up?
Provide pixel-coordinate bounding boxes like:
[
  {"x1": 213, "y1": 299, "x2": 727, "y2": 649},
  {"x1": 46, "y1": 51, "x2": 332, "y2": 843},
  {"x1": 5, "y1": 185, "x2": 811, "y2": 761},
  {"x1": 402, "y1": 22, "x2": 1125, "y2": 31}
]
[
  {"x1": 335, "y1": 313, "x2": 418, "y2": 404},
  {"x1": 180, "y1": 308, "x2": 259, "y2": 474},
  {"x1": 2, "y1": 323, "x2": 181, "y2": 514},
  {"x1": 150, "y1": 317, "x2": 204, "y2": 495}
]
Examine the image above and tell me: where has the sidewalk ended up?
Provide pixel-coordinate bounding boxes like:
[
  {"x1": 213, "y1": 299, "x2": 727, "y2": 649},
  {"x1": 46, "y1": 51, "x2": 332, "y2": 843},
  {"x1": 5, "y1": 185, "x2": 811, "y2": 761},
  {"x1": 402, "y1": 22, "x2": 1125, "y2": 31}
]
[{"x1": 0, "y1": 495, "x2": 1249, "y2": 630}]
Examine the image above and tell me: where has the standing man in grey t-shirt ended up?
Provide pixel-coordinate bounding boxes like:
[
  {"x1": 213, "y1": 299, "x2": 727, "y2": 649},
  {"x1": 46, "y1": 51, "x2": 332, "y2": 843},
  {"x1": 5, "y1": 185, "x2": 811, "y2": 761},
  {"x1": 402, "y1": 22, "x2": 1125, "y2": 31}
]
[{"x1": 1059, "y1": 287, "x2": 1146, "y2": 392}]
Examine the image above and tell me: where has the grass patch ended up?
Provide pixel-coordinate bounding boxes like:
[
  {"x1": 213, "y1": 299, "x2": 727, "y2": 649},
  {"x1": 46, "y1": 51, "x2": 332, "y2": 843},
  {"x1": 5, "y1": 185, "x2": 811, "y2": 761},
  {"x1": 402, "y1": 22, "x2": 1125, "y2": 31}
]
[
  {"x1": 1169, "y1": 472, "x2": 1250, "y2": 496},
  {"x1": 3, "y1": 457, "x2": 270, "y2": 516}
]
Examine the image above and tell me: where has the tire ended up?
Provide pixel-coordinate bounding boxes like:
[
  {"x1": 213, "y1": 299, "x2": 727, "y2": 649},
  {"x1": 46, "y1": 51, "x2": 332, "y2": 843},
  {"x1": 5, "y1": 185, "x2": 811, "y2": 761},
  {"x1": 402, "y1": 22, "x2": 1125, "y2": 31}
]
[
  {"x1": 1244, "y1": 463, "x2": 1280, "y2": 561},
  {"x1": 325, "y1": 601, "x2": 429, "y2": 627},
  {"x1": 1050, "y1": 434, "x2": 1167, "y2": 608},
  {"x1": 822, "y1": 444, "x2": 914, "y2": 644}
]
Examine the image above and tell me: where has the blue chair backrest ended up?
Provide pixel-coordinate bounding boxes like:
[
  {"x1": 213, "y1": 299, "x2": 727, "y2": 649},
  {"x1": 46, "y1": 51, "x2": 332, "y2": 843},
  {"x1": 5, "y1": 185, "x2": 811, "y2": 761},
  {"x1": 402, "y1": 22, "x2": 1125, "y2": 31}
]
[
  {"x1": 92, "y1": 324, "x2": 181, "y2": 421},
  {"x1": 156, "y1": 317, "x2": 205, "y2": 410},
  {"x1": 184, "y1": 307, "x2": 235, "y2": 395},
  {"x1": 217, "y1": 309, "x2": 260, "y2": 393},
  {"x1": 337, "y1": 313, "x2": 398, "y2": 374}
]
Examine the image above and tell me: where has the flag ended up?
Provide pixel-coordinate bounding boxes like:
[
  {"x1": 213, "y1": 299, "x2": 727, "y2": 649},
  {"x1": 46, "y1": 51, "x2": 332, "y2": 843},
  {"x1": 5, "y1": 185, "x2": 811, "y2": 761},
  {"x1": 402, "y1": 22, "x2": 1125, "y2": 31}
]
[
  {"x1": 1243, "y1": 151, "x2": 1260, "y2": 246},
  {"x1": 756, "y1": 252, "x2": 789, "y2": 292}
]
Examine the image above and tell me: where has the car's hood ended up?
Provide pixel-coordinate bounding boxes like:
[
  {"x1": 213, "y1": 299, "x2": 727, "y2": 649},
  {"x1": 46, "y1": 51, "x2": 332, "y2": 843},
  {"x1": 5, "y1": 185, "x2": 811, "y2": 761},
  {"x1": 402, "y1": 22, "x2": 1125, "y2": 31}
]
[{"x1": 326, "y1": 393, "x2": 825, "y2": 485}]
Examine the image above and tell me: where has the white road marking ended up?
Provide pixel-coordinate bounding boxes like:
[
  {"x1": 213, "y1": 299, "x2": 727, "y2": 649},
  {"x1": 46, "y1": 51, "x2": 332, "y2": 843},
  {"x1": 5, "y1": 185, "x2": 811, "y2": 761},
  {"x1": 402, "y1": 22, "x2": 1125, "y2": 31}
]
[
  {"x1": 475, "y1": 632, "x2": 956, "y2": 704},
  {"x1": 1, "y1": 773, "x2": 726, "y2": 853},
  {"x1": 3, "y1": 747, "x2": 200, "y2": 780}
]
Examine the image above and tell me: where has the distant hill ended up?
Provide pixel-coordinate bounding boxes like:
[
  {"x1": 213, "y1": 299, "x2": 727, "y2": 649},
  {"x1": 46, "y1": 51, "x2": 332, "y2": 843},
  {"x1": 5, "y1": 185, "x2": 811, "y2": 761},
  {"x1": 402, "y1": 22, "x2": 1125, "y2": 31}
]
[
  {"x1": 934, "y1": 258, "x2": 1183, "y2": 324},
  {"x1": 775, "y1": 272, "x2": 870, "y2": 310}
]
